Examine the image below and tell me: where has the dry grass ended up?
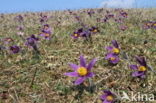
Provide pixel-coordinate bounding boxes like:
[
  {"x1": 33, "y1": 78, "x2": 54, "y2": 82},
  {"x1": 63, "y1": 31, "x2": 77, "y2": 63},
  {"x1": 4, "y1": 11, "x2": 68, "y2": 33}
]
[{"x1": 0, "y1": 8, "x2": 156, "y2": 103}]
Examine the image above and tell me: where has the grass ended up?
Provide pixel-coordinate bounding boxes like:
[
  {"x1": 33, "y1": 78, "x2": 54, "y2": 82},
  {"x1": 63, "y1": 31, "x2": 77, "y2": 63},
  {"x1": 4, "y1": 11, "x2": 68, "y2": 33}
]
[{"x1": 0, "y1": 8, "x2": 156, "y2": 103}]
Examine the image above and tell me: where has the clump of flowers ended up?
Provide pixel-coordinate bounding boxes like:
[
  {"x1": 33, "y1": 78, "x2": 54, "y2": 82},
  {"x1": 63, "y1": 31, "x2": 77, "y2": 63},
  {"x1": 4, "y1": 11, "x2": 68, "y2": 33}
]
[
  {"x1": 120, "y1": 10, "x2": 128, "y2": 18},
  {"x1": 130, "y1": 56, "x2": 148, "y2": 78},
  {"x1": 105, "y1": 40, "x2": 120, "y2": 64},
  {"x1": 64, "y1": 55, "x2": 96, "y2": 85},
  {"x1": 143, "y1": 21, "x2": 154, "y2": 29},
  {"x1": 87, "y1": 9, "x2": 95, "y2": 17},
  {"x1": 106, "y1": 40, "x2": 120, "y2": 55},
  {"x1": 39, "y1": 14, "x2": 48, "y2": 24},
  {"x1": 152, "y1": 21, "x2": 156, "y2": 29},
  {"x1": 89, "y1": 26, "x2": 100, "y2": 34},
  {"x1": 101, "y1": 90, "x2": 115, "y2": 103},
  {"x1": 71, "y1": 28, "x2": 83, "y2": 39},
  {"x1": 9, "y1": 45, "x2": 20, "y2": 54},
  {"x1": 25, "y1": 34, "x2": 39, "y2": 53},
  {"x1": 71, "y1": 28, "x2": 93, "y2": 42},
  {"x1": 105, "y1": 53, "x2": 119, "y2": 64},
  {"x1": 39, "y1": 24, "x2": 52, "y2": 40}
]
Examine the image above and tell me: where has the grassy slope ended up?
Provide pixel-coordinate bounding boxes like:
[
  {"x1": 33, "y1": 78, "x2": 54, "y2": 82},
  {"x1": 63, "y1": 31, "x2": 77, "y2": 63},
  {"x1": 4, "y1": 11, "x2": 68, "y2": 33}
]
[{"x1": 0, "y1": 8, "x2": 156, "y2": 103}]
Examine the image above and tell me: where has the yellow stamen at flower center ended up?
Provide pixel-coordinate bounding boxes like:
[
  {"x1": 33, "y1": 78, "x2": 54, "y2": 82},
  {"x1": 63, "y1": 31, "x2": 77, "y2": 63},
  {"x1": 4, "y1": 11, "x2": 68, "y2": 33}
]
[
  {"x1": 154, "y1": 23, "x2": 156, "y2": 26},
  {"x1": 138, "y1": 66, "x2": 146, "y2": 72},
  {"x1": 77, "y1": 67, "x2": 88, "y2": 76},
  {"x1": 112, "y1": 48, "x2": 120, "y2": 54},
  {"x1": 106, "y1": 95, "x2": 113, "y2": 101},
  {"x1": 74, "y1": 33, "x2": 78, "y2": 37},
  {"x1": 110, "y1": 57, "x2": 115, "y2": 61},
  {"x1": 45, "y1": 33, "x2": 50, "y2": 37},
  {"x1": 93, "y1": 29, "x2": 97, "y2": 32}
]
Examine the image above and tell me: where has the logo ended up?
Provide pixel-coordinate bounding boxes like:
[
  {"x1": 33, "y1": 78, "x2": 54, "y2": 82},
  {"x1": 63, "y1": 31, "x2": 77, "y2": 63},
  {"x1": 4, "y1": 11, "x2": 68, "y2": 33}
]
[{"x1": 111, "y1": 89, "x2": 155, "y2": 102}]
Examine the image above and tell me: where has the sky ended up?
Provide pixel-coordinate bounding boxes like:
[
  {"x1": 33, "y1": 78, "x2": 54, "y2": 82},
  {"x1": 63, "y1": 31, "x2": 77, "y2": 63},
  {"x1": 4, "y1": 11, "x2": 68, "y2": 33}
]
[{"x1": 0, "y1": 0, "x2": 156, "y2": 13}]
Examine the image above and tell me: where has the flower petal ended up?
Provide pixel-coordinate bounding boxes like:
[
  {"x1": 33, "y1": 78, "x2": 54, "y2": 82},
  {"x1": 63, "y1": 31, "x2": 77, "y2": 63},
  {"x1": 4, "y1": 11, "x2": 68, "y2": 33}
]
[
  {"x1": 105, "y1": 53, "x2": 113, "y2": 60},
  {"x1": 87, "y1": 58, "x2": 97, "y2": 71},
  {"x1": 103, "y1": 90, "x2": 113, "y2": 95},
  {"x1": 130, "y1": 65, "x2": 138, "y2": 70},
  {"x1": 135, "y1": 56, "x2": 147, "y2": 66},
  {"x1": 74, "y1": 77, "x2": 86, "y2": 85},
  {"x1": 64, "y1": 72, "x2": 78, "y2": 77},
  {"x1": 112, "y1": 40, "x2": 119, "y2": 48},
  {"x1": 132, "y1": 71, "x2": 145, "y2": 77},
  {"x1": 101, "y1": 94, "x2": 107, "y2": 100},
  {"x1": 80, "y1": 55, "x2": 86, "y2": 67},
  {"x1": 106, "y1": 46, "x2": 113, "y2": 51},
  {"x1": 111, "y1": 57, "x2": 119, "y2": 64},
  {"x1": 103, "y1": 100, "x2": 112, "y2": 103},
  {"x1": 39, "y1": 33, "x2": 45, "y2": 37},
  {"x1": 69, "y1": 63, "x2": 79, "y2": 71},
  {"x1": 87, "y1": 72, "x2": 95, "y2": 77}
]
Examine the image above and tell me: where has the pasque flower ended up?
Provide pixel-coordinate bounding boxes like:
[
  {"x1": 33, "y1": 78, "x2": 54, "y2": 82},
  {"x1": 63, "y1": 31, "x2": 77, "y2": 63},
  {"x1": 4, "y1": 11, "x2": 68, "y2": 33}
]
[
  {"x1": 71, "y1": 28, "x2": 83, "y2": 39},
  {"x1": 106, "y1": 40, "x2": 120, "y2": 55},
  {"x1": 26, "y1": 35, "x2": 38, "y2": 46},
  {"x1": 89, "y1": 26, "x2": 100, "y2": 34},
  {"x1": 130, "y1": 56, "x2": 148, "y2": 78},
  {"x1": 101, "y1": 90, "x2": 115, "y2": 103},
  {"x1": 105, "y1": 53, "x2": 119, "y2": 64},
  {"x1": 152, "y1": 22, "x2": 156, "y2": 29},
  {"x1": 143, "y1": 21, "x2": 153, "y2": 29},
  {"x1": 9, "y1": 45, "x2": 20, "y2": 54},
  {"x1": 39, "y1": 24, "x2": 52, "y2": 40},
  {"x1": 25, "y1": 34, "x2": 39, "y2": 53},
  {"x1": 64, "y1": 55, "x2": 96, "y2": 85},
  {"x1": 105, "y1": 40, "x2": 120, "y2": 64},
  {"x1": 120, "y1": 11, "x2": 128, "y2": 18}
]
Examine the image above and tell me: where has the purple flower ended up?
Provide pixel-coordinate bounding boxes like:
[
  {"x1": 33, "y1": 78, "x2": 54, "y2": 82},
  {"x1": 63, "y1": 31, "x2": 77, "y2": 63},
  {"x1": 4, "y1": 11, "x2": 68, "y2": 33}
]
[
  {"x1": 9, "y1": 45, "x2": 20, "y2": 54},
  {"x1": 71, "y1": 31, "x2": 80, "y2": 39},
  {"x1": 106, "y1": 40, "x2": 120, "y2": 55},
  {"x1": 87, "y1": 10, "x2": 95, "y2": 17},
  {"x1": 64, "y1": 55, "x2": 96, "y2": 85},
  {"x1": 40, "y1": 15, "x2": 48, "y2": 23},
  {"x1": 39, "y1": 24, "x2": 52, "y2": 40},
  {"x1": 25, "y1": 35, "x2": 39, "y2": 53},
  {"x1": 105, "y1": 53, "x2": 119, "y2": 64},
  {"x1": 25, "y1": 35, "x2": 38, "y2": 47},
  {"x1": 120, "y1": 11, "x2": 128, "y2": 18},
  {"x1": 89, "y1": 26, "x2": 100, "y2": 34},
  {"x1": 107, "y1": 14, "x2": 114, "y2": 18},
  {"x1": 129, "y1": 56, "x2": 147, "y2": 78},
  {"x1": 80, "y1": 30, "x2": 91, "y2": 38},
  {"x1": 71, "y1": 28, "x2": 83, "y2": 39},
  {"x1": 101, "y1": 90, "x2": 115, "y2": 103},
  {"x1": 152, "y1": 22, "x2": 156, "y2": 29},
  {"x1": 40, "y1": 31, "x2": 51, "y2": 40},
  {"x1": 143, "y1": 21, "x2": 153, "y2": 29}
]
